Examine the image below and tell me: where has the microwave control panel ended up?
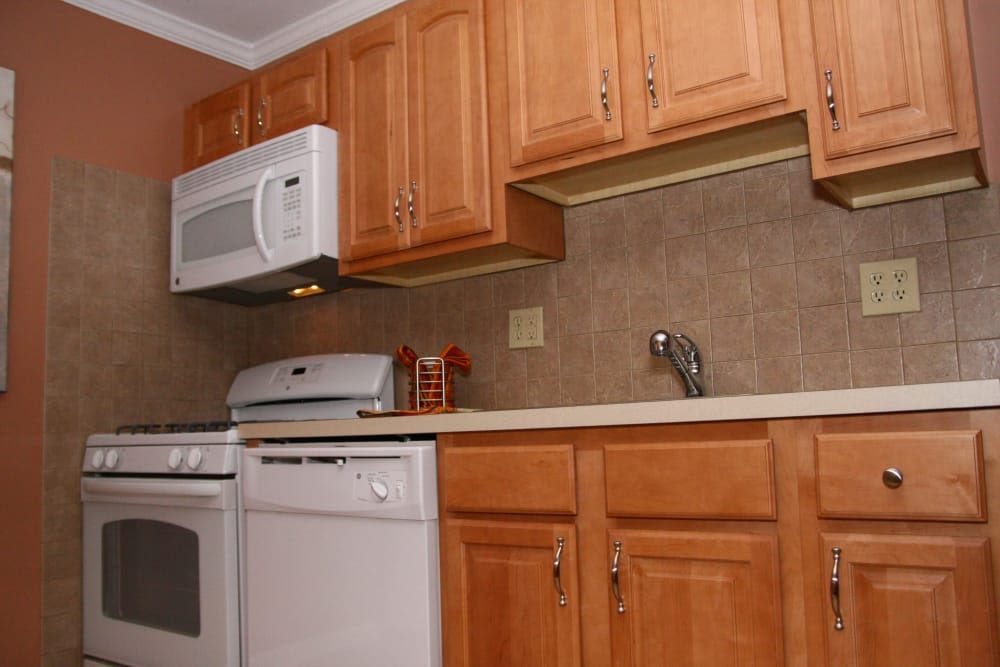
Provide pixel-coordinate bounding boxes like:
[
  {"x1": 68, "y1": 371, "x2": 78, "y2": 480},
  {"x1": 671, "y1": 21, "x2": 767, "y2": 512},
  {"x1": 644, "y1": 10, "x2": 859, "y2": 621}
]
[{"x1": 280, "y1": 175, "x2": 304, "y2": 242}]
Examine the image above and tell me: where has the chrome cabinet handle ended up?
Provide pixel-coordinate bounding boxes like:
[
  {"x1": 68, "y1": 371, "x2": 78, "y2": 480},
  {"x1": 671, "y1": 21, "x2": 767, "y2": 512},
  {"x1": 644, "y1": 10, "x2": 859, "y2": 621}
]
[
  {"x1": 407, "y1": 180, "x2": 418, "y2": 227},
  {"x1": 831, "y1": 547, "x2": 844, "y2": 631},
  {"x1": 232, "y1": 108, "x2": 244, "y2": 145},
  {"x1": 611, "y1": 540, "x2": 625, "y2": 614},
  {"x1": 824, "y1": 69, "x2": 841, "y2": 131},
  {"x1": 882, "y1": 467, "x2": 904, "y2": 489},
  {"x1": 256, "y1": 98, "x2": 268, "y2": 136},
  {"x1": 393, "y1": 186, "x2": 404, "y2": 232},
  {"x1": 646, "y1": 54, "x2": 659, "y2": 108},
  {"x1": 553, "y1": 536, "x2": 568, "y2": 607},
  {"x1": 601, "y1": 67, "x2": 612, "y2": 121}
]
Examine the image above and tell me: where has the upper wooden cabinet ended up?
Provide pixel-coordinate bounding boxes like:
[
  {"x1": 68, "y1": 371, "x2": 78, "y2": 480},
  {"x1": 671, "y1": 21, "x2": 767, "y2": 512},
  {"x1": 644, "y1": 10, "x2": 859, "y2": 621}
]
[
  {"x1": 341, "y1": 0, "x2": 491, "y2": 262},
  {"x1": 183, "y1": 46, "x2": 328, "y2": 170},
  {"x1": 637, "y1": 0, "x2": 787, "y2": 133},
  {"x1": 501, "y1": 0, "x2": 623, "y2": 165},
  {"x1": 805, "y1": 0, "x2": 984, "y2": 206}
]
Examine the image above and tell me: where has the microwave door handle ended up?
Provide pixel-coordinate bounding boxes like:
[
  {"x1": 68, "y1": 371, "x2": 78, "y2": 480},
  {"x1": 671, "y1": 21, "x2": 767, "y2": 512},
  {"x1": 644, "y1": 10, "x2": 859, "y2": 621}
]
[{"x1": 252, "y1": 165, "x2": 277, "y2": 263}]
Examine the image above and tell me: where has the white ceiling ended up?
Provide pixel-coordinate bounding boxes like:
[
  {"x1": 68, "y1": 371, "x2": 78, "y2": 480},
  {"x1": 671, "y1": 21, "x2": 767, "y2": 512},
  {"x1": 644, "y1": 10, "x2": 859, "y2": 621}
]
[{"x1": 62, "y1": 0, "x2": 403, "y2": 69}]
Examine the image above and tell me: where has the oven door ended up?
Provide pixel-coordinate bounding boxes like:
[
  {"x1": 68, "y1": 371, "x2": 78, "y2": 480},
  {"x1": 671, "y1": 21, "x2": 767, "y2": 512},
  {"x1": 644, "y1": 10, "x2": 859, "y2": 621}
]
[{"x1": 81, "y1": 477, "x2": 241, "y2": 667}]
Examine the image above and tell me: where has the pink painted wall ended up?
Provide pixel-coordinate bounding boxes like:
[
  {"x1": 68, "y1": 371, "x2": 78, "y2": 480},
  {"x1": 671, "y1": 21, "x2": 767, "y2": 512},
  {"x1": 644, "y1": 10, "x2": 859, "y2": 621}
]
[
  {"x1": 968, "y1": 0, "x2": 1000, "y2": 177},
  {"x1": 0, "y1": 2, "x2": 244, "y2": 662}
]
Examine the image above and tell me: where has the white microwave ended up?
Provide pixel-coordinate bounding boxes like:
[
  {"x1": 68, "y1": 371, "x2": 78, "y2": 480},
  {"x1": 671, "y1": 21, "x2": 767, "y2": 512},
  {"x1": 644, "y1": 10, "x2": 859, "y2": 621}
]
[{"x1": 171, "y1": 124, "x2": 369, "y2": 305}]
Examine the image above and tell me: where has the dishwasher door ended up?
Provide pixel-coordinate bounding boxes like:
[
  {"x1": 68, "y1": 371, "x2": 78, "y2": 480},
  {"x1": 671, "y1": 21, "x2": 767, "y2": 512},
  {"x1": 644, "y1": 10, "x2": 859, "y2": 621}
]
[{"x1": 242, "y1": 443, "x2": 440, "y2": 667}]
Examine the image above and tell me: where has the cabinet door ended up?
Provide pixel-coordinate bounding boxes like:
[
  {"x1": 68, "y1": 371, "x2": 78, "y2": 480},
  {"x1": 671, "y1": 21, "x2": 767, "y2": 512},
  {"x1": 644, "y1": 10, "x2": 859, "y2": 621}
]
[
  {"x1": 638, "y1": 0, "x2": 786, "y2": 133},
  {"x1": 820, "y1": 533, "x2": 998, "y2": 667},
  {"x1": 407, "y1": 0, "x2": 491, "y2": 247},
  {"x1": 810, "y1": 0, "x2": 963, "y2": 159},
  {"x1": 503, "y1": 0, "x2": 623, "y2": 165},
  {"x1": 253, "y1": 47, "x2": 328, "y2": 141},
  {"x1": 342, "y1": 17, "x2": 411, "y2": 260},
  {"x1": 443, "y1": 519, "x2": 581, "y2": 667},
  {"x1": 183, "y1": 82, "x2": 250, "y2": 170},
  {"x1": 609, "y1": 529, "x2": 784, "y2": 666}
]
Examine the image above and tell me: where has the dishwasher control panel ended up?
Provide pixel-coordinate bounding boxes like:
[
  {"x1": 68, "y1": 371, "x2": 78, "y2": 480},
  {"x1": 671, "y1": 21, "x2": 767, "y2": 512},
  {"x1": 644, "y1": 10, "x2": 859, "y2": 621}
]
[{"x1": 355, "y1": 465, "x2": 408, "y2": 503}]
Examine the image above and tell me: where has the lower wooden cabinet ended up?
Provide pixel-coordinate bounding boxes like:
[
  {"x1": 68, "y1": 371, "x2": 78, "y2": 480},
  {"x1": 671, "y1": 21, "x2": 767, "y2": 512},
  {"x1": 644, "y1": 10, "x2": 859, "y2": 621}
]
[
  {"x1": 439, "y1": 409, "x2": 1000, "y2": 666},
  {"x1": 819, "y1": 533, "x2": 996, "y2": 667}
]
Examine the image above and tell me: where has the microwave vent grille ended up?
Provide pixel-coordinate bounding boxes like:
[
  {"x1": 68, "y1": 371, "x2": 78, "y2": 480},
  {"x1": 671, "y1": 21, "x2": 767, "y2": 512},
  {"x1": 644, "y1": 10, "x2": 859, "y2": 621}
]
[{"x1": 174, "y1": 130, "x2": 312, "y2": 197}]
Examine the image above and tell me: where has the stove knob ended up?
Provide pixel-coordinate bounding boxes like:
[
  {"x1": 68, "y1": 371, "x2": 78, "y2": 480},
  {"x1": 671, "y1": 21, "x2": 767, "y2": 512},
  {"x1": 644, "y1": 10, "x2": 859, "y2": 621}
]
[
  {"x1": 186, "y1": 448, "x2": 204, "y2": 471},
  {"x1": 370, "y1": 479, "x2": 390, "y2": 502},
  {"x1": 104, "y1": 449, "x2": 121, "y2": 470},
  {"x1": 167, "y1": 448, "x2": 184, "y2": 470},
  {"x1": 90, "y1": 449, "x2": 105, "y2": 470}
]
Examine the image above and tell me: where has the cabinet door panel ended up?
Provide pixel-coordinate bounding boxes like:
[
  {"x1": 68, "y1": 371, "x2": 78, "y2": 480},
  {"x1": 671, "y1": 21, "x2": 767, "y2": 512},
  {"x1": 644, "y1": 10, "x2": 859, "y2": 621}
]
[
  {"x1": 820, "y1": 533, "x2": 998, "y2": 667},
  {"x1": 639, "y1": 0, "x2": 786, "y2": 132},
  {"x1": 183, "y1": 82, "x2": 250, "y2": 170},
  {"x1": 504, "y1": 0, "x2": 622, "y2": 165},
  {"x1": 408, "y1": 0, "x2": 491, "y2": 247},
  {"x1": 811, "y1": 0, "x2": 959, "y2": 159},
  {"x1": 254, "y1": 47, "x2": 328, "y2": 141},
  {"x1": 610, "y1": 529, "x2": 783, "y2": 666},
  {"x1": 343, "y1": 18, "x2": 410, "y2": 260},
  {"x1": 444, "y1": 520, "x2": 581, "y2": 667}
]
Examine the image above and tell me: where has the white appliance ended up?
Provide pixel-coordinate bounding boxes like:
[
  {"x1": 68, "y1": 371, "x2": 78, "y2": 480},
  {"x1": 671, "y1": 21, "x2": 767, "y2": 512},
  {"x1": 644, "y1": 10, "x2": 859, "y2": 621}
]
[
  {"x1": 242, "y1": 441, "x2": 440, "y2": 667},
  {"x1": 170, "y1": 124, "x2": 369, "y2": 306},
  {"x1": 81, "y1": 354, "x2": 396, "y2": 667}
]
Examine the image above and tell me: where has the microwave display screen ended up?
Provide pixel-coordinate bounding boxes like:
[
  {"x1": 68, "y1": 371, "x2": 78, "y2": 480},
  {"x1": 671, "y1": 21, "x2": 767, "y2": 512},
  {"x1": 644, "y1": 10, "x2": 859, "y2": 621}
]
[{"x1": 285, "y1": 177, "x2": 300, "y2": 188}]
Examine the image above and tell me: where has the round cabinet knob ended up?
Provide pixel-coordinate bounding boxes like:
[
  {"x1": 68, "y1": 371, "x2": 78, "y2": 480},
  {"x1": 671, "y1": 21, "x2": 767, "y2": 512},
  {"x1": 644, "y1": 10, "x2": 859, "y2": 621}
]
[
  {"x1": 90, "y1": 449, "x2": 106, "y2": 470},
  {"x1": 186, "y1": 448, "x2": 204, "y2": 471},
  {"x1": 882, "y1": 466, "x2": 904, "y2": 489},
  {"x1": 167, "y1": 448, "x2": 185, "y2": 470},
  {"x1": 370, "y1": 480, "x2": 390, "y2": 502},
  {"x1": 104, "y1": 449, "x2": 121, "y2": 470}
]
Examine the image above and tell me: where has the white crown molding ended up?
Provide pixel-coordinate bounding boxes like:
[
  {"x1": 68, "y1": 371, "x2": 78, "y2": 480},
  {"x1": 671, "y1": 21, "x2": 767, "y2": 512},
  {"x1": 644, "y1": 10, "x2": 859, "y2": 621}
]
[{"x1": 63, "y1": 0, "x2": 405, "y2": 70}]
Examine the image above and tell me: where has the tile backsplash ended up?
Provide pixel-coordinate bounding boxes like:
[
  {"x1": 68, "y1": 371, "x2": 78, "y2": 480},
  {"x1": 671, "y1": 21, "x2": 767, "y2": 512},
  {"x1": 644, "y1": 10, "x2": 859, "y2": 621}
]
[{"x1": 248, "y1": 157, "x2": 1000, "y2": 409}]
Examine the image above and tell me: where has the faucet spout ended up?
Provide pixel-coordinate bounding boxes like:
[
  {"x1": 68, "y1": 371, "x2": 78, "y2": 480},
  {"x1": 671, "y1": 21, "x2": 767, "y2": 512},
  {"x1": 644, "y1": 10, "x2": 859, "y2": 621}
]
[{"x1": 649, "y1": 330, "x2": 704, "y2": 397}]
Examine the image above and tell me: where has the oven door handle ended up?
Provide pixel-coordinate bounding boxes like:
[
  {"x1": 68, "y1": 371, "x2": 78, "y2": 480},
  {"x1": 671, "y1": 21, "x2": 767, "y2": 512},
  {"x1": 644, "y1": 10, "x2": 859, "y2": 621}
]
[{"x1": 82, "y1": 478, "x2": 222, "y2": 498}]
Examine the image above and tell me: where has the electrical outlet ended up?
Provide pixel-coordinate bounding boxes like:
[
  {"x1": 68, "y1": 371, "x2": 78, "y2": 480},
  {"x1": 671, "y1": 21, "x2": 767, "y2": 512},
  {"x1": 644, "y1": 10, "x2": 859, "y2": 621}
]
[
  {"x1": 860, "y1": 257, "x2": 921, "y2": 316},
  {"x1": 509, "y1": 306, "x2": 544, "y2": 349}
]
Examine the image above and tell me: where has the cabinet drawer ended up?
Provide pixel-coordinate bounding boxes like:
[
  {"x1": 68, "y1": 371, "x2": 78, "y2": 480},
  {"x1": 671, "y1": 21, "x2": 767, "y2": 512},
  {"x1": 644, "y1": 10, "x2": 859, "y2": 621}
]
[
  {"x1": 815, "y1": 431, "x2": 986, "y2": 521},
  {"x1": 442, "y1": 444, "x2": 576, "y2": 514},
  {"x1": 604, "y1": 440, "x2": 776, "y2": 519}
]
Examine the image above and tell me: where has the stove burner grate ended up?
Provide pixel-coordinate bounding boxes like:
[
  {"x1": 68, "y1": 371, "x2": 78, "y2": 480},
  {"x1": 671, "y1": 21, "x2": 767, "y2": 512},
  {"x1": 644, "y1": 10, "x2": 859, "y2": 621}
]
[{"x1": 115, "y1": 421, "x2": 238, "y2": 435}]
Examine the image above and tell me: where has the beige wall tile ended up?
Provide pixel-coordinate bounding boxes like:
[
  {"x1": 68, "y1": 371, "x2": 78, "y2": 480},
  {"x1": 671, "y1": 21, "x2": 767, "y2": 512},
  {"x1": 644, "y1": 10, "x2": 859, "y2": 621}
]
[
  {"x1": 625, "y1": 189, "x2": 665, "y2": 242},
  {"x1": 703, "y1": 172, "x2": 746, "y2": 231},
  {"x1": 667, "y1": 276, "x2": 709, "y2": 322},
  {"x1": 558, "y1": 293, "x2": 594, "y2": 336},
  {"x1": 632, "y1": 368, "x2": 673, "y2": 400},
  {"x1": 949, "y1": 235, "x2": 1000, "y2": 289},
  {"x1": 788, "y1": 169, "x2": 840, "y2": 216},
  {"x1": 847, "y1": 302, "x2": 900, "y2": 350},
  {"x1": 594, "y1": 330, "x2": 631, "y2": 374},
  {"x1": 708, "y1": 270, "x2": 752, "y2": 317},
  {"x1": 944, "y1": 184, "x2": 1000, "y2": 239},
  {"x1": 899, "y1": 292, "x2": 955, "y2": 345},
  {"x1": 756, "y1": 356, "x2": 803, "y2": 394},
  {"x1": 706, "y1": 226, "x2": 749, "y2": 273},
  {"x1": 662, "y1": 180, "x2": 705, "y2": 238},
  {"x1": 748, "y1": 220, "x2": 794, "y2": 267},
  {"x1": 841, "y1": 206, "x2": 892, "y2": 254},
  {"x1": 744, "y1": 173, "x2": 790, "y2": 224},
  {"x1": 958, "y1": 340, "x2": 1000, "y2": 379},
  {"x1": 592, "y1": 246, "x2": 628, "y2": 291},
  {"x1": 495, "y1": 379, "x2": 527, "y2": 410},
  {"x1": 799, "y1": 304, "x2": 849, "y2": 353},
  {"x1": 712, "y1": 359, "x2": 756, "y2": 395},
  {"x1": 889, "y1": 197, "x2": 946, "y2": 247},
  {"x1": 711, "y1": 314, "x2": 754, "y2": 361},
  {"x1": 954, "y1": 286, "x2": 1000, "y2": 340},
  {"x1": 561, "y1": 373, "x2": 596, "y2": 405},
  {"x1": 665, "y1": 233, "x2": 707, "y2": 278},
  {"x1": 754, "y1": 310, "x2": 801, "y2": 358},
  {"x1": 559, "y1": 333, "x2": 595, "y2": 376},
  {"x1": 792, "y1": 210, "x2": 842, "y2": 260},
  {"x1": 796, "y1": 257, "x2": 846, "y2": 307},
  {"x1": 596, "y1": 371, "x2": 634, "y2": 403},
  {"x1": 527, "y1": 377, "x2": 561, "y2": 408},
  {"x1": 751, "y1": 264, "x2": 798, "y2": 313},
  {"x1": 851, "y1": 348, "x2": 903, "y2": 387},
  {"x1": 802, "y1": 352, "x2": 852, "y2": 390},
  {"x1": 895, "y1": 242, "x2": 951, "y2": 293},
  {"x1": 902, "y1": 342, "x2": 959, "y2": 384}
]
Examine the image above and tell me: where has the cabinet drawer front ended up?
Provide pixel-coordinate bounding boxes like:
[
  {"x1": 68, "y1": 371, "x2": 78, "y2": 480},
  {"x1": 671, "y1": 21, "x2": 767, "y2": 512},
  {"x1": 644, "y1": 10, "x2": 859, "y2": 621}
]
[
  {"x1": 815, "y1": 431, "x2": 986, "y2": 520},
  {"x1": 604, "y1": 440, "x2": 776, "y2": 519},
  {"x1": 442, "y1": 444, "x2": 576, "y2": 514}
]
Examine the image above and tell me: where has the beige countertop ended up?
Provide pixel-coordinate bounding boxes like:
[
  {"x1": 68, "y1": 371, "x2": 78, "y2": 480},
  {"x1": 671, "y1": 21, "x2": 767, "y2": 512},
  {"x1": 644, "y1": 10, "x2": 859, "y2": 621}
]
[{"x1": 237, "y1": 379, "x2": 1000, "y2": 441}]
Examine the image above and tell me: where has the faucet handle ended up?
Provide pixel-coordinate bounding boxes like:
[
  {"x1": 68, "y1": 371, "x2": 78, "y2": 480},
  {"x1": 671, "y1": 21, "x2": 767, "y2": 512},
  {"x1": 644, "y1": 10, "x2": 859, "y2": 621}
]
[{"x1": 672, "y1": 333, "x2": 701, "y2": 373}]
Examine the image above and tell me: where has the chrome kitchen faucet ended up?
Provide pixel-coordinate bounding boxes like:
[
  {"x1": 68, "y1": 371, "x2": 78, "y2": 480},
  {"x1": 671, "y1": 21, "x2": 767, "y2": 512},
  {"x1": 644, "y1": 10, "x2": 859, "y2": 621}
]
[{"x1": 649, "y1": 330, "x2": 704, "y2": 397}]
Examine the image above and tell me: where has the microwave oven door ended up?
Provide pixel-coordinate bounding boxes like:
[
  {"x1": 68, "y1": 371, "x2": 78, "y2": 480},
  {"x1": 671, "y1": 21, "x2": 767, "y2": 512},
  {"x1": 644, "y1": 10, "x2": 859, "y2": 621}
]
[{"x1": 171, "y1": 151, "x2": 323, "y2": 293}]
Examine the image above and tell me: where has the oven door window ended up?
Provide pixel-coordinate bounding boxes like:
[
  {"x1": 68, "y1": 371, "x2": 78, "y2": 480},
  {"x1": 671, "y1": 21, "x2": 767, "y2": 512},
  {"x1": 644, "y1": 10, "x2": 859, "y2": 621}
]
[{"x1": 102, "y1": 518, "x2": 200, "y2": 636}]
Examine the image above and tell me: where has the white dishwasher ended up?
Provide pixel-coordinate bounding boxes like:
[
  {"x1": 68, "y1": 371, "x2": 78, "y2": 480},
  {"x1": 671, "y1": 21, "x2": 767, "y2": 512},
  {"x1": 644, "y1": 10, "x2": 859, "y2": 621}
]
[{"x1": 242, "y1": 440, "x2": 440, "y2": 667}]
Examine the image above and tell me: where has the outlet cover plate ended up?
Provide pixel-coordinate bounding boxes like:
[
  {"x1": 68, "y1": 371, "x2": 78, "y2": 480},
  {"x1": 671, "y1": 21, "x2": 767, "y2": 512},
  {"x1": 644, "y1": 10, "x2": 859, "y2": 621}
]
[
  {"x1": 509, "y1": 307, "x2": 544, "y2": 348},
  {"x1": 860, "y1": 257, "x2": 921, "y2": 316}
]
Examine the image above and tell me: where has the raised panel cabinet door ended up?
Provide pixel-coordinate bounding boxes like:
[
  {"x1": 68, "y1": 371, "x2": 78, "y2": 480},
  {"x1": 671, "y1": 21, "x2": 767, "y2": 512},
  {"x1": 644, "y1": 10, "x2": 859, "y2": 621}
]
[
  {"x1": 407, "y1": 0, "x2": 491, "y2": 247},
  {"x1": 609, "y1": 529, "x2": 784, "y2": 667},
  {"x1": 443, "y1": 519, "x2": 582, "y2": 667},
  {"x1": 811, "y1": 0, "x2": 962, "y2": 159},
  {"x1": 253, "y1": 46, "x2": 328, "y2": 141},
  {"x1": 503, "y1": 0, "x2": 623, "y2": 165},
  {"x1": 342, "y1": 17, "x2": 411, "y2": 260},
  {"x1": 820, "y1": 533, "x2": 998, "y2": 667},
  {"x1": 183, "y1": 82, "x2": 250, "y2": 170},
  {"x1": 638, "y1": 0, "x2": 786, "y2": 133}
]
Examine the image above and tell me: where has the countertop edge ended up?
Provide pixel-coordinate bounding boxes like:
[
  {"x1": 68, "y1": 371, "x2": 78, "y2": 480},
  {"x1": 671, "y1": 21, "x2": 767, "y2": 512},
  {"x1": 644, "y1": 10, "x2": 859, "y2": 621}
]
[{"x1": 237, "y1": 379, "x2": 1000, "y2": 440}]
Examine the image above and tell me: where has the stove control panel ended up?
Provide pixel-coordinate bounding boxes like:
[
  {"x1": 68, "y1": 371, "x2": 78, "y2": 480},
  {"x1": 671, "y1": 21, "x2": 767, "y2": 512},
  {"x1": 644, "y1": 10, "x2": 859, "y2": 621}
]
[{"x1": 83, "y1": 442, "x2": 241, "y2": 476}]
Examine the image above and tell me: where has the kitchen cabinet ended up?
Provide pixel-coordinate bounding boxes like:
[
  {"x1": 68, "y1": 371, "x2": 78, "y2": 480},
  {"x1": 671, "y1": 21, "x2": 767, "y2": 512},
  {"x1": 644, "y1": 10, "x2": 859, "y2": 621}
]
[
  {"x1": 183, "y1": 46, "x2": 328, "y2": 170},
  {"x1": 804, "y1": 0, "x2": 985, "y2": 207},
  {"x1": 340, "y1": 0, "x2": 490, "y2": 261},
  {"x1": 500, "y1": 0, "x2": 623, "y2": 166},
  {"x1": 792, "y1": 419, "x2": 999, "y2": 666},
  {"x1": 635, "y1": 0, "x2": 786, "y2": 134},
  {"x1": 438, "y1": 424, "x2": 784, "y2": 666}
]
